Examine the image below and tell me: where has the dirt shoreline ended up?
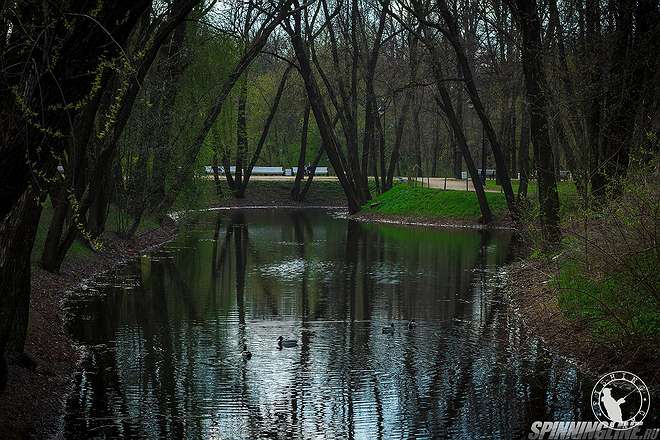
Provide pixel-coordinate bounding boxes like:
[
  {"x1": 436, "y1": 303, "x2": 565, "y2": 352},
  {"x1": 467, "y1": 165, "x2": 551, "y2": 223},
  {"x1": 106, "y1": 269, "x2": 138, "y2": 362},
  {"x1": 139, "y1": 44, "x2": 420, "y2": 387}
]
[
  {"x1": 350, "y1": 211, "x2": 515, "y2": 230},
  {"x1": 0, "y1": 220, "x2": 177, "y2": 440},
  {"x1": 503, "y1": 256, "x2": 659, "y2": 386}
]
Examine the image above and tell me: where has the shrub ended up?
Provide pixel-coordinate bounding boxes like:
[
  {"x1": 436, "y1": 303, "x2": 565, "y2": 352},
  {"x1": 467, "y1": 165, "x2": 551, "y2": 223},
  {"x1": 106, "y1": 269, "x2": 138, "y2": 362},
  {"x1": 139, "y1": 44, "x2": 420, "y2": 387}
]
[{"x1": 553, "y1": 148, "x2": 659, "y2": 352}]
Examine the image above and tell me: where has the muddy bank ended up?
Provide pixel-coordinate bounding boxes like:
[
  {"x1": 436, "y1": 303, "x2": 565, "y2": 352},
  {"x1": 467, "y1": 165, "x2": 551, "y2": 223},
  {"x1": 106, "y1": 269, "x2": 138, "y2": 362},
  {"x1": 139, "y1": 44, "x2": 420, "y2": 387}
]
[
  {"x1": 208, "y1": 179, "x2": 348, "y2": 209},
  {"x1": 350, "y1": 211, "x2": 514, "y2": 230},
  {"x1": 0, "y1": 221, "x2": 177, "y2": 439},
  {"x1": 504, "y1": 257, "x2": 659, "y2": 385}
]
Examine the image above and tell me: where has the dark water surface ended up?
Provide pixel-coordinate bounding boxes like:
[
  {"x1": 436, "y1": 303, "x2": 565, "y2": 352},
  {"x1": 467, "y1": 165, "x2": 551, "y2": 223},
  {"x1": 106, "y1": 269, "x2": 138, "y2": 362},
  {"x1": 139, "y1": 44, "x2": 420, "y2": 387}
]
[{"x1": 62, "y1": 209, "x2": 599, "y2": 439}]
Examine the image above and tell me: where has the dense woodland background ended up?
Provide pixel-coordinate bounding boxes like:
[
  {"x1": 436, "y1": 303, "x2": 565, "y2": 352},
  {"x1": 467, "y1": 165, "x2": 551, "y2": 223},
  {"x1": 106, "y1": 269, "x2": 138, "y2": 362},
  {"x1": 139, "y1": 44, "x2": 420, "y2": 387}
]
[{"x1": 1, "y1": 0, "x2": 658, "y2": 392}]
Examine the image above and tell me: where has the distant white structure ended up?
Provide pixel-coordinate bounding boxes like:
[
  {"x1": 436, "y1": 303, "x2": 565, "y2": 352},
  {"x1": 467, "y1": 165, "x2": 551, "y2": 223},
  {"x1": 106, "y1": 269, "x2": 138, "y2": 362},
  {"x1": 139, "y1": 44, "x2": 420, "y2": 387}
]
[
  {"x1": 461, "y1": 169, "x2": 497, "y2": 179},
  {"x1": 460, "y1": 169, "x2": 571, "y2": 181},
  {"x1": 204, "y1": 166, "x2": 284, "y2": 175},
  {"x1": 251, "y1": 166, "x2": 284, "y2": 175},
  {"x1": 203, "y1": 165, "x2": 330, "y2": 176},
  {"x1": 292, "y1": 166, "x2": 329, "y2": 176}
]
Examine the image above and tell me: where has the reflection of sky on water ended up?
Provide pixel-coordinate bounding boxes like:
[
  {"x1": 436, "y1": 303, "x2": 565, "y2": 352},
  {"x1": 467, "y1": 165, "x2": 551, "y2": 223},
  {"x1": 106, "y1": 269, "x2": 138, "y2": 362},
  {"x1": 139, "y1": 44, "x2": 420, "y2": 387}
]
[{"x1": 62, "y1": 208, "x2": 634, "y2": 439}]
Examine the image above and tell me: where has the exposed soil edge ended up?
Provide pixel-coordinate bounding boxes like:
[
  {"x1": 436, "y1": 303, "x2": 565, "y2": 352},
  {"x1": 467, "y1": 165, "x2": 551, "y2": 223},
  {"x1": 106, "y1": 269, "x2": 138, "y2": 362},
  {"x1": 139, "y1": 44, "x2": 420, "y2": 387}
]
[
  {"x1": 502, "y1": 257, "x2": 659, "y2": 389},
  {"x1": 0, "y1": 220, "x2": 177, "y2": 440},
  {"x1": 350, "y1": 211, "x2": 515, "y2": 231}
]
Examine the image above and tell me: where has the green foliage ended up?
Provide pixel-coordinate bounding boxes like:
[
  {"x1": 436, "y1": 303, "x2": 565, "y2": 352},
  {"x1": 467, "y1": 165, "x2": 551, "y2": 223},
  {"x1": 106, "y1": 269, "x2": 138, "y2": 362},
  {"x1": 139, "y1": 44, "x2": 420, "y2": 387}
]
[
  {"x1": 172, "y1": 177, "x2": 217, "y2": 212},
  {"x1": 362, "y1": 183, "x2": 508, "y2": 220},
  {"x1": 554, "y1": 258, "x2": 660, "y2": 343},
  {"x1": 550, "y1": 148, "x2": 659, "y2": 350}
]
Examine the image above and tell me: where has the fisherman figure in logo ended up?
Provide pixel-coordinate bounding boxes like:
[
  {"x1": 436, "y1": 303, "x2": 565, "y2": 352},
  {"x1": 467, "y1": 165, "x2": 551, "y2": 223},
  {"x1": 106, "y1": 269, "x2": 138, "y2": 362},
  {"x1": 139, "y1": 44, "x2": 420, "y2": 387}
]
[{"x1": 600, "y1": 387, "x2": 626, "y2": 423}]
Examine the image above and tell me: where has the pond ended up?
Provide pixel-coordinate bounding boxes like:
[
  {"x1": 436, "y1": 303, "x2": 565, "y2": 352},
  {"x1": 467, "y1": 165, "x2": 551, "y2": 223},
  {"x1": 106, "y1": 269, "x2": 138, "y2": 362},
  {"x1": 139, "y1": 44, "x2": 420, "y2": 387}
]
[{"x1": 62, "y1": 209, "x2": 600, "y2": 439}]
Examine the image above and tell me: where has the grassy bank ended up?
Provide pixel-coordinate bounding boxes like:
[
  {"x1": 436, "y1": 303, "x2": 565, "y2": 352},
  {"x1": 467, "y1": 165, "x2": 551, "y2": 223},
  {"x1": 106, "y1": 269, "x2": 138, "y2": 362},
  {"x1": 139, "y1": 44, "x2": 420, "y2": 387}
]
[
  {"x1": 360, "y1": 184, "x2": 508, "y2": 221},
  {"x1": 360, "y1": 180, "x2": 580, "y2": 223}
]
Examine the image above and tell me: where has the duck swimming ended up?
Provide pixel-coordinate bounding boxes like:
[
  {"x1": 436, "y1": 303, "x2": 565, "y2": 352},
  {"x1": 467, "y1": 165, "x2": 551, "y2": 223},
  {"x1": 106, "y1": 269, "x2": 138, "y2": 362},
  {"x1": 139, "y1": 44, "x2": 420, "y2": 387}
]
[
  {"x1": 408, "y1": 319, "x2": 417, "y2": 330},
  {"x1": 277, "y1": 336, "x2": 298, "y2": 348},
  {"x1": 241, "y1": 344, "x2": 252, "y2": 360},
  {"x1": 382, "y1": 323, "x2": 395, "y2": 334}
]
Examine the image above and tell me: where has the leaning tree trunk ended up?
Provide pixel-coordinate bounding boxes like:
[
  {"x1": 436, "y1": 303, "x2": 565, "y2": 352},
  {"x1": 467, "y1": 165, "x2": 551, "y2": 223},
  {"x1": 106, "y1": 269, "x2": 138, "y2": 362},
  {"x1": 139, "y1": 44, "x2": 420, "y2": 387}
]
[
  {"x1": 239, "y1": 66, "x2": 293, "y2": 195},
  {"x1": 157, "y1": 3, "x2": 292, "y2": 214},
  {"x1": 286, "y1": 10, "x2": 362, "y2": 213},
  {"x1": 438, "y1": 0, "x2": 517, "y2": 218},
  {"x1": 299, "y1": 147, "x2": 325, "y2": 201},
  {"x1": 427, "y1": 42, "x2": 493, "y2": 223}
]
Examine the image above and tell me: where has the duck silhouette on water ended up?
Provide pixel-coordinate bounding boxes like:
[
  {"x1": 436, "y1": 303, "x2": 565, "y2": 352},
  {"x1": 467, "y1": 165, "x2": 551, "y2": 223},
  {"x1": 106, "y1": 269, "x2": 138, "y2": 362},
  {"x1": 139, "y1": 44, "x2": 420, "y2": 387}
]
[
  {"x1": 408, "y1": 319, "x2": 417, "y2": 330},
  {"x1": 382, "y1": 323, "x2": 395, "y2": 334},
  {"x1": 241, "y1": 344, "x2": 252, "y2": 360},
  {"x1": 277, "y1": 336, "x2": 298, "y2": 349}
]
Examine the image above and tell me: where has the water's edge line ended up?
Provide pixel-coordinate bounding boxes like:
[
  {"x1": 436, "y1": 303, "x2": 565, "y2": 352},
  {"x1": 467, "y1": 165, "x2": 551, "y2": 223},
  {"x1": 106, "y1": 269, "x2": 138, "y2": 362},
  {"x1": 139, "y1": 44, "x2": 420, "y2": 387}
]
[
  {"x1": 350, "y1": 213, "x2": 517, "y2": 231},
  {"x1": 170, "y1": 205, "x2": 517, "y2": 232}
]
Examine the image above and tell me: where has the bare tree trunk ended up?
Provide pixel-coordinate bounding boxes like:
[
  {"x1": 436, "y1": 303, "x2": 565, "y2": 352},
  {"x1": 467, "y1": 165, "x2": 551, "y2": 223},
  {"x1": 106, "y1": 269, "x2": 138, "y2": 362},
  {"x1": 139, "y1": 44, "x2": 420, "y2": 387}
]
[
  {"x1": 432, "y1": 121, "x2": 440, "y2": 177},
  {"x1": 376, "y1": 115, "x2": 387, "y2": 193},
  {"x1": 452, "y1": 62, "x2": 463, "y2": 179},
  {"x1": 584, "y1": 0, "x2": 603, "y2": 196},
  {"x1": 298, "y1": 114, "x2": 340, "y2": 202},
  {"x1": 292, "y1": 103, "x2": 311, "y2": 200},
  {"x1": 518, "y1": 99, "x2": 530, "y2": 199},
  {"x1": 234, "y1": 79, "x2": 248, "y2": 195},
  {"x1": 413, "y1": 101, "x2": 423, "y2": 177},
  {"x1": 285, "y1": 7, "x2": 363, "y2": 213},
  {"x1": 299, "y1": 147, "x2": 325, "y2": 201},
  {"x1": 361, "y1": 0, "x2": 390, "y2": 194},
  {"x1": 515, "y1": 0, "x2": 561, "y2": 246},
  {"x1": 212, "y1": 152, "x2": 223, "y2": 196},
  {"x1": 386, "y1": 34, "x2": 419, "y2": 190}
]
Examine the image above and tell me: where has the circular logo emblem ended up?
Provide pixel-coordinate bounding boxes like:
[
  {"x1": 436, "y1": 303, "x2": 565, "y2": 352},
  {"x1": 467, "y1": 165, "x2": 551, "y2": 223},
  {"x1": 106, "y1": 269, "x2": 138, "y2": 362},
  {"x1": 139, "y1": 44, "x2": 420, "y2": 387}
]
[{"x1": 591, "y1": 371, "x2": 650, "y2": 430}]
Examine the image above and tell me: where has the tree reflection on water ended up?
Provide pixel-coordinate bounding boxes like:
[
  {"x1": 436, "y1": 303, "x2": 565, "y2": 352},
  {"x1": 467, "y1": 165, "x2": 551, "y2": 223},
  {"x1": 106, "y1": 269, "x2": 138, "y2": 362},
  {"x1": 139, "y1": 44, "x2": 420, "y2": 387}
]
[{"x1": 63, "y1": 209, "x2": 595, "y2": 439}]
